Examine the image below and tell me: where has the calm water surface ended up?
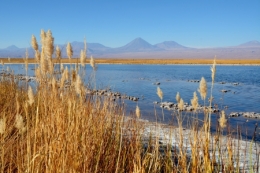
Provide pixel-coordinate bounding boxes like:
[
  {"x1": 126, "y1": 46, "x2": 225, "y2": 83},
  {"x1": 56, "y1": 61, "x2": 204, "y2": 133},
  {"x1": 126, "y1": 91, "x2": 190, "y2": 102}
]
[{"x1": 3, "y1": 64, "x2": 260, "y2": 140}]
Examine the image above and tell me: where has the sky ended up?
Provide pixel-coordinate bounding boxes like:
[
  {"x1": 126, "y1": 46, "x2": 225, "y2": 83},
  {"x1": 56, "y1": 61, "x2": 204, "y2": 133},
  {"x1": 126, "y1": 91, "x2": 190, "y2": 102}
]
[{"x1": 0, "y1": 0, "x2": 259, "y2": 49}]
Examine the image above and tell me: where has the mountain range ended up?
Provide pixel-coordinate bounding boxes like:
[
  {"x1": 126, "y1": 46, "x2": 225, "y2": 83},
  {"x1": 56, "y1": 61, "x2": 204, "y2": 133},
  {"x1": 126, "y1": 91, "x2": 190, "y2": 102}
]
[{"x1": 0, "y1": 38, "x2": 260, "y2": 59}]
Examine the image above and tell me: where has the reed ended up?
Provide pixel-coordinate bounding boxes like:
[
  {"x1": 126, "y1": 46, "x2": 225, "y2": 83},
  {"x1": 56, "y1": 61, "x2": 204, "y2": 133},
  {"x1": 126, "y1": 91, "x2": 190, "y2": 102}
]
[{"x1": 0, "y1": 30, "x2": 258, "y2": 173}]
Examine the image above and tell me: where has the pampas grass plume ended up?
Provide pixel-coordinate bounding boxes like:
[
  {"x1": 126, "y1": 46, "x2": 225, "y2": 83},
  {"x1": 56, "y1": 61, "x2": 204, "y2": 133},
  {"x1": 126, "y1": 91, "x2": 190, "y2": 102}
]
[
  {"x1": 66, "y1": 42, "x2": 73, "y2": 59},
  {"x1": 45, "y1": 30, "x2": 54, "y2": 59},
  {"x1": 136, "y1": 105, "x2": 141, "y2": 118},
  {"x1": 28, "y1": 86, "x2": 34, "y2": 106},
  {"x1": 157, "y1": 87, "x2": 163, "y2": 101},
  {"x1": 176, "y1": 92, "x2": 180, "y2": 103},
  {"x1": 191, "y1": 91, "x2": 198, "y2": 111},
  {"x1": 0, "y1": 118, "x2": 6, "y2": 134},
  {"x1": 90, "y1": 56, "x2": 96, "y2": 70},
  {"x1": 31, "y1": 35, "x2": 38, "y2": 51},
  {"x1": 219, "y1": 110, "x2": 227, "y2": 129},
  {"x1": 211, "y1": 58, "x2": 216, "y2": 83},
  {"x1": 40, "y1": 29, "x2": 46, "y2": 46},
  {"x1": 75, "y1": 75, "x2": 82, "y2": 95},
  {"x1": 178, "y1": 98, "x2": 184, "y2": 111},
  {"x1": 56, "y1": 45, "x2": 61, "y2": 60},
  {"x1": 80, "y1": 50, "x2": 86, "y2": 67},
  {"x1": 199, "y1": 77, "x2": 207, "y2": 100},
  {"x1": 15, "y1": 114, "x2": 25, "y2": 131}
]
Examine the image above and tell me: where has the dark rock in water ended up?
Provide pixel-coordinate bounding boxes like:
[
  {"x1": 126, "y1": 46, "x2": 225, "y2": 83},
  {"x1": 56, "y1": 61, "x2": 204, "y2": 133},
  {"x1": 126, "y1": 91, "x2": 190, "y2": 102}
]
[
  {"x1": 153, "y1": 82, "x2": 160, "y2": 85},
  {"x1": 221, "y1": 89, "x2": 231, "y2": 93},
  {"x1": 219, "y1": 82, "x2": 226, "y2": 84},
  {"x1": 229, "y1": 112, "x2": 241, "y2": 117},
  {"x1": 233, "y1": 83, "x2": 239, "y2": 85}
]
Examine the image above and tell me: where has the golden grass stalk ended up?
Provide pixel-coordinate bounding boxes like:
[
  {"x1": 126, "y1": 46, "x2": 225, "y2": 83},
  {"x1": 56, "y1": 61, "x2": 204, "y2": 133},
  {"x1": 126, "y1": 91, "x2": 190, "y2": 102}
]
[
  {"x1": 211, "y1": 57, "x2": 216, "y2": 84},
  {"x1": 80, "y1": 50, "x2": 86, "y2": 67},
  {"x1": 67, "y1": 42, "x2": 73, "y2": 59},
  {"x1": 178, "y1": 98, "x2": 184, "y2": 111},
  {"x1": 191, "y1": 91, "x2": 198, "y2": 111},
  {"x1": 0, "y1": 117, "x2": 5, "y2": 134},
  {"x1": 45, "y1": 30, "x2": 54, "y2": 60},
  {"x1": 219, "y1": 110, "x2": 227, "y2": 129},
  {"x1": 35, "y1": 50, "x2": 40, "y2": 62},
  {"x1": 90, "y1": 56, "x2": 96, "y2": 70},
  {"x1": 28, "y1": 86, "x2": 34, "y2": 106},
  {"x1": 176, "y1": 92, "x2": 180, "y2": 103},
  {"x1": 75, "y1": 74, "x2": 82, "y2": 95},
  {"x1": 40, "y1": 29, "x2": 46, "y2": 47},
  {"x1": 25, "y1": 48, "x2": 29, "y2": 73},
  {"x1": 198, "y1": 77, "x2": 207, "y2": 101},
  {"x1": 15, "y1": 114, "x2": 25, "y2": 132},
  {"x1": 31, "y1": 35, "x2": 38, "y2": 51},
  {"x1": 56, "y1": 45, "x2": 61, "y2": 61},
  {"x1": 136, "y1": 105, "x2": 140, "y2": 118},
  {"x1": 157, "y1": 87, "x2": 163, "y2": 101}
]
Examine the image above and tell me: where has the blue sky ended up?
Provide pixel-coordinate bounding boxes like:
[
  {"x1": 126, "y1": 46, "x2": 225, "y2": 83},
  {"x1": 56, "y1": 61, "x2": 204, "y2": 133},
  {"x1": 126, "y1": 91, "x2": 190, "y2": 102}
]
[{"x1": 0, "y1": 0, "x2": 259, "y2": 48}]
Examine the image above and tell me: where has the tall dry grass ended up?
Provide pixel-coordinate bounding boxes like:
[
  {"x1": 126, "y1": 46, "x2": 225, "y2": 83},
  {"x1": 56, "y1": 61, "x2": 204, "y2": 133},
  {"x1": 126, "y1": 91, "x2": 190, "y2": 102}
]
[{"x1": 0, "y1": 30, "x2": 259, "y2": 173}]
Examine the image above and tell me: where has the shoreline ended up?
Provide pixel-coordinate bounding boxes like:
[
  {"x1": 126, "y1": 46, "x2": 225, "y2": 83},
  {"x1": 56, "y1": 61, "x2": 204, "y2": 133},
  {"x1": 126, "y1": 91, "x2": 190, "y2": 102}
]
[{"x1": 1, "y1": 58, "x2": 260, "y2": 65}]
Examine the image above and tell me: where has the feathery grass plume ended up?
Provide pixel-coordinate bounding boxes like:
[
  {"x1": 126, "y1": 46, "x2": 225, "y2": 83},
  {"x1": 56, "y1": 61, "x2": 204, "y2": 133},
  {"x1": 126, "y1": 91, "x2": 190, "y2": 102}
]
[
  {"x1": 176, "y1": 92, "x2": 181, "y2": 103},
  {"x1": 136, "y1": 105, "x2": 141, "y2": 118},
  {"x1": 64, "y1": 66, "x2": 69, "y2": 80},
  {"x1": 71, "y1": 68, "x2": 77, "y2": 82},
  {"x1": 157, "y1": 87, "x2": 163, "y2": 101},
  {"x1": 8, "y1": 57, "x2": 11, "y2": 62},
  {"x1": 178, "y1": 98, "x2": 184, "y2": 111},
  {"x1": 51, "y1": 77, "x2": 57, "y2": 91},
  {"x1": 1, "y1": 60, "x2": 4, "y2": 66},
  {"x1": 24, "y1": 48, "x2": 29, "y2": 72},
  {"x1": 66, "y1": 42, "x2": 73, "y2": 59},
  {"x1": 15, "y1": 114, "x2": 25, "y2": 131},
  {"x1": 75, "y1": 74, "x2": 82, "y2": 95},
  {"x1": 48, "y1": 59, "x2": 54, "y2": 74},
  {"x1": 80, "y1": 50, "x2": 86, "y2": 67},
  {"x1": 90, "y1": 56, "x2": 96, "y2": 70},
  {"x1": 31, "y1": 35, "x2": 38, "y2": 51},
  {"x1": 198, "y1": 77, "x2": 207, "y2": 100},
  {"x1": 28, "y1": 86, "x2": 34, "y2": 106},
  {"x1": 40, "y1": 49, "x2": 48, "y2": 74},
  {"x1": 40, "y1": 29, "x2": 46, "y2": 47},
  {"x1": 45, "y1": 30, "x2": 54, "y2": 60},
  {"x1": 35, "y1": 50, "x2": 40, "y2": 62},
  {"x1": 219, "y1": 110, "x2": 227, "y2": 129},
  {"x1": 0, "y1": 118, "x2": 6, "y2": 134},
  {"x1": 56, "y1": 45, "x2": 61, "y2": 61},
  {"x1": 35, "y1": 67, "x2": 41, "y2": 79},
  {"x1": 211, "y1": 57, "x2": 216, "y2": 84},
  {"x1": 191, "y1": 91, "x2": 198, "y2": 111}
]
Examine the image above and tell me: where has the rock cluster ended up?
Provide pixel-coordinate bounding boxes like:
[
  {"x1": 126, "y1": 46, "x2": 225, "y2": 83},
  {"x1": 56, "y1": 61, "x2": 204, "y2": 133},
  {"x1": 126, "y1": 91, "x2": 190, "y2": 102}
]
[
  {"x1": 86, "y1": 89, "x2": 139, "y2": 102},
  {"x1": 230, "y1": 112, "x2": 260, "y2": 119},
  {"x1": 155, "y1": 101, "x2": 219, "y2": 113}
]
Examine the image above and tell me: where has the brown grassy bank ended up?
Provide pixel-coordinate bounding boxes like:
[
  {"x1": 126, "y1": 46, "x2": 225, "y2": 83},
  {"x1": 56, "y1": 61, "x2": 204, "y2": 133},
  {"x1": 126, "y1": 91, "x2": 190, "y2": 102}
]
[{"x1": 1, "y1": 58, "x2": 260, "y2": 65}]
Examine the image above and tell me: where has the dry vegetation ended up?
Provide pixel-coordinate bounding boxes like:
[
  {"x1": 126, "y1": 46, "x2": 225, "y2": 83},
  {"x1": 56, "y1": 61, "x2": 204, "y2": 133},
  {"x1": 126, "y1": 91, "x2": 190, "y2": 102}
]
[
  {"x1": 1, "y1": 58, "x2": 260, "y2": 65},
  {"x1": 0, "y1": 30, "x2": 259, "y2": 172}
]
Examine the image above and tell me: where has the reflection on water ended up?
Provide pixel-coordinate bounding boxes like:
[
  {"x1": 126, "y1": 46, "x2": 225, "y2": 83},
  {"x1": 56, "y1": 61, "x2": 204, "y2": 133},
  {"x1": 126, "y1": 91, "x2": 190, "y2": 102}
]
[{"x1": 2, "y1": 64, "x2": 260, "y2": 140}]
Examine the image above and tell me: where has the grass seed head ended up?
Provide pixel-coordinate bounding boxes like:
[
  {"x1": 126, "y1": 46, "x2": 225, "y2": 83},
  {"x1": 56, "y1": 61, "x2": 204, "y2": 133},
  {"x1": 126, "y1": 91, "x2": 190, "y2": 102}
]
[
  {"x1": 199, "y1": 77, "x2": 207, "y2": 100},
  {"x1": 157, "y1": 87, "x2": 163, "y2": 101},
  {"x1": 15, "y1": 114, "x2": 25, "y2": 131},
  {"x1": 45, "y1": 30, "x2": 54, "y2": 59},
  {"x1": 90, "y1": 56, "x2": 96, "y2": 70},
  {"x1": 31, "y1": 35, "x2": 38, "y2": 51},
  {"x1": 80, "y1": 50, "x2": 86, "y2": 67},
  {"x1": 219, "y1": 110, "x2": 227, "y2": 129},
  {"x1": 75, "y1": 75, "x2": 82, "y2": 95},
  {"x1": 0, "y1": 118, "x2": 6, "y2": 134},
  {"x1": 136, "y1": 105, "x2": 141, "y2": 118},
  {"x1": 211, "y1": 57, "x2": 216, "y2": 83},
  {"x1": 40, "y1": 29, "x2": 46, "y2": 47},
  {"x1": 191, "y1": 91, "x2": 198, "y2": 111},
  {"x1": 28, "y1": 86, "x2": 34, "y2": 106},
  {"x1": 56, "y1": 45, "x2": 61, "y2": 60},
  {"x1": 178, "y1": 98, "x2": 184, "y2": 111},
  {"x1": 66, "y1": 42, "x2": 73, "y2": 59},
  {"x1": 176, "y1": 92, "x2": 181, "y2": 103}
]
